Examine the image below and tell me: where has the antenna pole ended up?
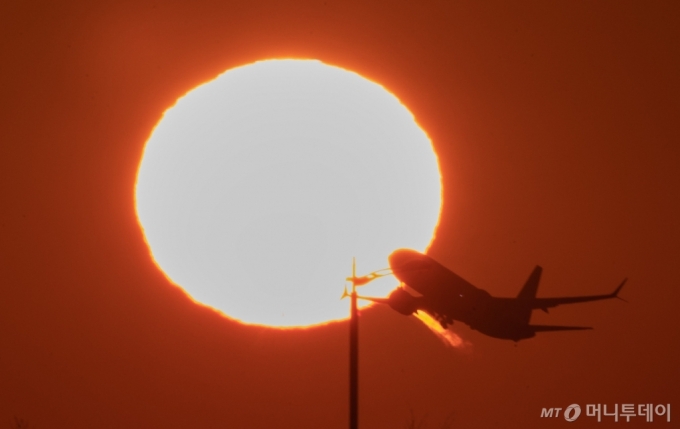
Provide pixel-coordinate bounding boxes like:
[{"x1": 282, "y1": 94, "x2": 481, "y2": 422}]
[{"x1": 349, "y1": 257, "x2": 359, "y2": 429}]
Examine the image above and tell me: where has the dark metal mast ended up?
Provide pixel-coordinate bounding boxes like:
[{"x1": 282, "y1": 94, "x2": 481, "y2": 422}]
[
  {"x1": 349, "y1": 257, "x2": 359, "y2": 429},
  {"x1": 344, "y1": 260, "x2": 391, "y2": 429}
]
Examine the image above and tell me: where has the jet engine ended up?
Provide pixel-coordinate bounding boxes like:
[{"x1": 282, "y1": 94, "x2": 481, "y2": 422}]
[{"x1": 387, "y1": 287, "x2": 420, "y2": 315}]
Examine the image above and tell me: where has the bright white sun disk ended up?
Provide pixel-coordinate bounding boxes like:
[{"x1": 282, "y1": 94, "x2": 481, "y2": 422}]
[{"x1": 136, "y1": 59, "x2": 441, "y2": 327}]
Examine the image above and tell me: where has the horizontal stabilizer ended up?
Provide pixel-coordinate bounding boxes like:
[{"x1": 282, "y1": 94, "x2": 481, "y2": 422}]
[{"x1": 530, "y1": 325, "x2": 592, "y2": 332}]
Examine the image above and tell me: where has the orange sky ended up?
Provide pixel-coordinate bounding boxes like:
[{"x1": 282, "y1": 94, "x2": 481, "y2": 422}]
[{"x1": 1, "y1": 1, "x2": 679, "y2": 428}]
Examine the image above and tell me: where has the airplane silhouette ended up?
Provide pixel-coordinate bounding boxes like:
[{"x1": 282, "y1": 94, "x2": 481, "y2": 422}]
[{"x1": 358, "y1": 249, "x2": 626, "y2": 341}]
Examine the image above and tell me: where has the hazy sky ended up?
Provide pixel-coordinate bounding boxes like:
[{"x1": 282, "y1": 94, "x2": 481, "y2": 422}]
[{"x1": 1, "y1": 1, "x2": 678, "y2": 428}]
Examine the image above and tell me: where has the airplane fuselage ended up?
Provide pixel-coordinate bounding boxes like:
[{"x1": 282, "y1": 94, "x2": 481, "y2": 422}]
[{"x1": 400, "y1": 288, "x2": 539, "y2": 341}]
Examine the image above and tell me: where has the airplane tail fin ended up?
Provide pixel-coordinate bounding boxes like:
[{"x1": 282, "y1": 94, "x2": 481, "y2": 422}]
[
  {"x1": 517, "y1": 265, "x2": 542, "y2": 299},
  {"x1": 530, "y1": 325, "x2": 592, "y2": 332}
]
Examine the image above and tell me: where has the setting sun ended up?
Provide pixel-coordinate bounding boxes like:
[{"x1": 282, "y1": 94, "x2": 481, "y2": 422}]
[{"x1": 135, "y1": 59, "x2": 441, "y2": 327}]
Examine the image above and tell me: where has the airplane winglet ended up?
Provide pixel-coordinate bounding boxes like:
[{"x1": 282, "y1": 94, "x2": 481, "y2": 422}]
[{"x1": 611, "y1": 278, "x2": 628, "y2": 302}]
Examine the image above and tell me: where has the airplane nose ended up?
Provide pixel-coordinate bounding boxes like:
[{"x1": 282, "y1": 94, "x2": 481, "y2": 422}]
[
  {"x1": 388, "y1": 248, "x2": 429, "y2": 273},
  {"x1": 388, "y1": 248, "x2": 419, "y2": 268}
]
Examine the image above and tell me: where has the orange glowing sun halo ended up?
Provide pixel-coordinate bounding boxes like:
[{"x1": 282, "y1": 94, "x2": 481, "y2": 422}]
[{"x1": 135, "y1": 59, "x2": 441, "y2": 328}]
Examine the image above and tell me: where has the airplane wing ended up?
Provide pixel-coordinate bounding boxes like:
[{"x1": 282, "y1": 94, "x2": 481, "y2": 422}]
[{"x1": 531, "y1": 278, "x2": 627, "y2": 311}]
